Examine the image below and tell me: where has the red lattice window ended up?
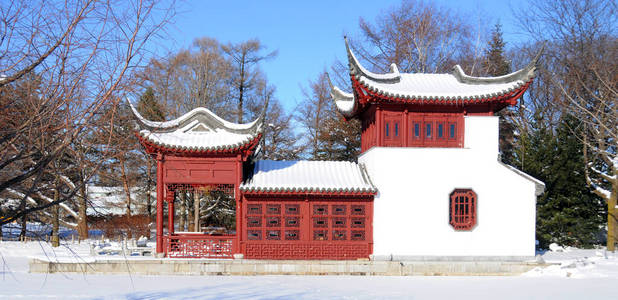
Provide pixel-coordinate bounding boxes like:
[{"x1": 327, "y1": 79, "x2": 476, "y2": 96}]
[
  {"x1": 351, "y1": 205, "x2": 365, "y2": 215},
  {"x1": 313, "y1": 217, "x2": 328, "y2": 228},
  {"x1": 247, "y1": 204, "x2": 262, "y2": 215},
  {"x1": 449, "y1": 189, "x2": 477, "y2": 230},
  {"x1": 351, "y1": 230, "x2": 365, "y2": 241},
  {"x1": 266, "y1": 217, "x2": 281, "y2": 227},
  {"x1": 266, "y1": 204, "x2": 281, "y2": 215},
  {"x1": 247, "y1": 217, "x2": 261, "y2": 227},
  {"x1": 248, "y1": 230, "x2": 261, "y2": 240},
  {"x1": 313, "y1": 205, "x2": 328, "y2": 215},
  {"x1": 285, "y1": 217, "x2": 300, "y2": 227},
  {"x1": 332, "y1": 205, "x2": 346, "y2": 215},
  {"x1": 332, "y1": 230, "x2": 346, "y2": 240},
  {"x1": 332, "y1": 217, "x2": 346, "y2": 228},
  {"x1": 285, "y1": 230, "x2": 300, "y2": 240},
  {"x1": 351, "y1": 218, "x2": 364, "y2": 228},
  {"x1": 266, "y1": 230, "x2": 281, "y2": 240},
  {"x1": 285, "y1": 204, "x2": 300, "y2": 215},
  {"x1": 314, "y1": 230, "x2": 328, "y2": 240},
  {"x1": 243, "y1": 200, "x2": 373, "y2": 260}
]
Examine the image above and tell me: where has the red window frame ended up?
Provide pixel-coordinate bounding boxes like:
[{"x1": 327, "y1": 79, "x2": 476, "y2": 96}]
[
  {"x1": 449, "y1": 189, "x2": 477, "y2": 230},
  {"x1": 384, "y1": 113, "x2": 402, "y2": 147},
  {"x1": 406, "y1": 113, "x2": 463, "y2": 148}
]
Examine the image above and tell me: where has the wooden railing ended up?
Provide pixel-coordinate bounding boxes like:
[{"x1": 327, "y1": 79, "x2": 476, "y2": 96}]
[{"x1": 164, "y1": 234, "x2": 234, "y2": 258}]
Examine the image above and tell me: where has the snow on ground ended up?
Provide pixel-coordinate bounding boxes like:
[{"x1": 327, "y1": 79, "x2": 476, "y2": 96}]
[
  {"x1": 525, "y1": 246, "x2": 618, "y2": 279},
  {"x1": 0, "y1": 241, "x2": 616, "y2": 300}
]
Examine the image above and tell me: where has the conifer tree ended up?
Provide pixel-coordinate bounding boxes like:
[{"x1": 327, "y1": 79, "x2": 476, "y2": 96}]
[
  {"x1": 484, "y1": 23, "x2": 517, "y2": 165},
  {"x1": 523, "y1": 115, "x2": 605, "y2": 248},
  {"x1": 135, "y1": 87, "x2": 166, "y2": 233},
  {"x1": 137, "y1": 87, "x2": 166, "y2": 122},
  {"x1": 484, "y1": 23, "x2": 511, "y2": 76}
]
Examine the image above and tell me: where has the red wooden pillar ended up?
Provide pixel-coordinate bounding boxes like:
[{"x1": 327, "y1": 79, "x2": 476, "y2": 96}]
[
  {"x1": 403, "y1": 109, "x2": 409, "y2": 147},
  {"x1": 234, "y1": 155, "x2": 242, "y2": 255},
  {"x1": 376, "y1": 106, "x2": 382, "y2": 147},
  {"x1": 155, "y1": 154, "x2": 164, "y2": 254},
  {"x1": 167, "y1": 189, "x2": 175, "y2": 235}
]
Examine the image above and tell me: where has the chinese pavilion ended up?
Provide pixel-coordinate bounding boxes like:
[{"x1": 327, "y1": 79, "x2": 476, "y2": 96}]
[
  {"x1": 131, "y1": 101, "x2": 376, "y2": 260},
  {"x1": 132, "y1": 38, "x2": 544, "y2": 261}
]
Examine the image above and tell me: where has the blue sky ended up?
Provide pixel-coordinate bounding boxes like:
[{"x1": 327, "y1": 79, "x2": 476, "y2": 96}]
[{"x1": 160, "y1": 0, "x2": 529, "y2": 113}]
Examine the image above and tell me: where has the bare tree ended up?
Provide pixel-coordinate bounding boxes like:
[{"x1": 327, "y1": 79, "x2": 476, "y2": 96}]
[
  {"x1": 139, "y1": 37, "x2": 234, "y2": 119},
  {"x1": 257, "y1": 86, "x2": 302, "y2": 160},
  {"x1": 0, "y1": 0, "x2": 176, "y2": 227},
  {"x1": 354, "y1": 0, "x2": 481, "y2": 74},
  {"x1": 222, "y1": 39, "x2": 277, "y2": 123},
  {"x1": 298, "y1": 73, "x2": 333, "y2": 159}
]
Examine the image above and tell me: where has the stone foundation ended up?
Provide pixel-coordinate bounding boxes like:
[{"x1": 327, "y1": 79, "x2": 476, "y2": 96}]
[{"x1": 29, "y1": 258, "x2": 548, "y2": 276}]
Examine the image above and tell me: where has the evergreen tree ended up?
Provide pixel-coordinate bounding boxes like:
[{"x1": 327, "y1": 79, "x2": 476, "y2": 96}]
[
  {"x1": 137, "y1": 87, "x2": 166, "y2": 121},
  {"x1": 484, "y1": 23, "x2": 516, "y2": 165},
  {"x1": 484, "y1": 23, "x2": 511, "y2": 76},
  {"x1": 523, "y1": 115, "x2": 605, "y2": 248}
]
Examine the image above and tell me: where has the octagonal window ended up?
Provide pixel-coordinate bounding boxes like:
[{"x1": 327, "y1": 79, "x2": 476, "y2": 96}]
[{"x1": 449, "y1": 189, "x2": 477, "y2": 230}]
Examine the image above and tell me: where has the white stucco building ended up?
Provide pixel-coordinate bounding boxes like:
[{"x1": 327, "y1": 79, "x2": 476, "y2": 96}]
[{"x1": 331, "y1": 38, "x2": 544, "y2": 260}]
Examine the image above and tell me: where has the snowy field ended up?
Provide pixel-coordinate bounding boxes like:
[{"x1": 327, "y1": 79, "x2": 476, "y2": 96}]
[{"x1": 0, "y1": 241, "x2": 616, "y2": 300}]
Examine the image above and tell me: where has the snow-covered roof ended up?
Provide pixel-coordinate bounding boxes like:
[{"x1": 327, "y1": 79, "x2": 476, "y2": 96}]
[
  {"x1": 500, "y1": 163, "x2": 545, "y2": 196},
  {"x1": 240, "y1": 160, "x2": 377, "y2": 194},
  {"x1": 129, "y1": 100, "x2": 266, "y2": 153},
  {"x1": 330, "y1": 38, "x2": 542, "y2": 118}
]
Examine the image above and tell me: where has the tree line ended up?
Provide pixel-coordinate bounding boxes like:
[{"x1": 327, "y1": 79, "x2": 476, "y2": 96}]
[{"x1": 0, "y1": 0, "x2": 615, "y2": 251}]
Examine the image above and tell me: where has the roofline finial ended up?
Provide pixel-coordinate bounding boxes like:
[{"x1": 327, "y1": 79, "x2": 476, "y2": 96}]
[
  {"x1": 452, "y1": 43, "x2": 544, "y2": 85},
  {"x1": 325, "y1": 72, "x2": 335, "y2": 91},
  {"x1": 527, "y1": 41, "x2": 545, "y2": 71},
  {"x1": 126, "y1": 97, "x2": 152, "y2": 129},
  {"x1": 257, "y1": 94, "x2": 270, "y2": 123},
  {"x1": 343, "y1": 37, "x2": 401, "y2": 83}
]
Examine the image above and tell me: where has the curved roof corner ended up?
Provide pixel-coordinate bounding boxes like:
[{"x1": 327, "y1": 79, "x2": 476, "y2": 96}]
[{"x1": 326, "y1": 72, "x2": 358, "y2": 118}]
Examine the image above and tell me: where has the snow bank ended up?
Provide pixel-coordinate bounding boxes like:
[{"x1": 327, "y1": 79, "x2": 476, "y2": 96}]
[{"x1": 524, "y1": 247, "x2": 618, "y2": 279}]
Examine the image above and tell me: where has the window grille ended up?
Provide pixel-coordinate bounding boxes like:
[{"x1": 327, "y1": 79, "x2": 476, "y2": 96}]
[
  {"x1": 285, "y1": 217, "x2": 300, "y2": 227},
  {"x1": 449, "y1": 189, "x2": 477, "y2": 230}
]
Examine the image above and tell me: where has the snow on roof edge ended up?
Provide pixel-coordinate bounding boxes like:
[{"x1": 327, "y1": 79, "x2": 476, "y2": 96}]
[{"x1": 500, "y1": 162, "x2": 545, "y2": 196}]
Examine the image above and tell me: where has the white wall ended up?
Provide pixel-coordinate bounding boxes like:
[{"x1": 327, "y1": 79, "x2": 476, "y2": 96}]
[{"x1": 359, "y1": 116, "x2": 540, "y2": 258}]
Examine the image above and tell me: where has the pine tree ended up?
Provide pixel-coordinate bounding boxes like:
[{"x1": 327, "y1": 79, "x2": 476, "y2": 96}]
[
  {"x1": 484, "y1": 23, "x2": 516, "y2": 165},
  {"x1": 135, "y1": 87, "x2": 166, "y2": 232},
  {"x1": 523, "y1": 115, "x2": 605, "y2": 248},
  {"x1": 137, "y1": 87, "x2": 166, "y2": 121},
  {"x1": 484, "y1": 23, "x2": 510, "y2": 76}
]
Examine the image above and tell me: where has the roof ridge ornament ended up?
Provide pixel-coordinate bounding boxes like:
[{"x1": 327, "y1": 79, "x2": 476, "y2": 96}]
[
  {"x1": 451, "y1": 43, "x2": 544, "y2": 85},
  {"x1": 326, "y1": 72, "x2": 356, "y2": 118},
  {"x1": 344, "y1": 37, "x2": 401, "y2": 83},
  {"x1": 126, "y1": 98, "x2": 267, "y2": 135}
]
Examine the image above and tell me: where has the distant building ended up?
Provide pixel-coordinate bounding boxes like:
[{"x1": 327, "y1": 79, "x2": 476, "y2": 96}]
[{"x1": 132, "y1": 39, "x2": 543, "y2": 260}]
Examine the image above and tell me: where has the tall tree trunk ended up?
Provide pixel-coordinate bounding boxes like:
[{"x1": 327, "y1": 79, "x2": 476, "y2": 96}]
[
  {"x1": 18, "y1": 190, "x2": 27, "y2": 241},
  {"x1": 20, "y1": 214, "x2": 26, "y2": 241},
  {"x1": 608, "y1": 190, "x2": 617, "y2": 252},
  {"x1": 77, "y1": 174, "x2": 88, "y2": 240},
  {"x1": 237, "y1": 61, "x2": 245, "y2": 123},
  {"x1": 194, "y1": 190, "x2": 200, "y2": 232},
  {"x1": 51, "y1": 177, "x2": 60, "y2": 247},
  {"x1": 178, "y1": 191, "x2": 186, "y2": 231},
  {"x1": 188, "y1": 191, "x2": 195, "y2": 232},
  {"x1": 120, "y1": 158, "x2": 132, "y2": 238}
]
